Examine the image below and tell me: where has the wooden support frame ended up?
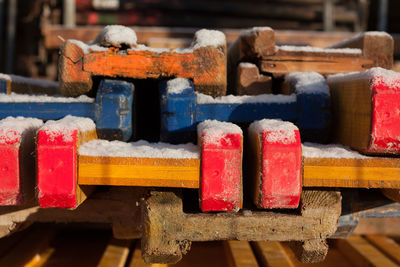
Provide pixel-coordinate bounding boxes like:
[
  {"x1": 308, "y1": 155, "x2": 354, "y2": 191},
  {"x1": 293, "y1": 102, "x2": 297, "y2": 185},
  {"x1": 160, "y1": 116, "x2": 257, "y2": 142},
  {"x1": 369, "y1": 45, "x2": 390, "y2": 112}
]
[
  {"x1": 59, "y1": 29, "x2": 227, "y2": 97},
  {"x1": 0, "y1": 73, "x2": 60, "y2": 95}
]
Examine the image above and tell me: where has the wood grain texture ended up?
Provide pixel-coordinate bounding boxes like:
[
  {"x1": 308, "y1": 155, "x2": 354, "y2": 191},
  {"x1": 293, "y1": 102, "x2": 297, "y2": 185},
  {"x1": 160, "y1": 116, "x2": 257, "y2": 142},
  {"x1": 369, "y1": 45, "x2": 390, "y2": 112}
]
[
  {"x1": 224, "y1": 241, "x2": 258, "y2": 267},
  {"x1": 78, "y1": 156, "x2": 200, "y2": 188},
  {"x1": 260, "y1": 55, "x2": 372, "y2": 77},
  {"x1": 303, "y1": 157, "x2": 400, "y2": 188},
  {"x1": 335, "y1": 235, "x2": 398, "y2": 267},
  {"x1": 60, "y1": 40, "x2": 226, "y2": 97},
  {"x1": 252, "y1": 241, "x2": 294, "y2": 267},
  {"x1": 236, "y1": 63, "x2": 272, "y2": 95}
]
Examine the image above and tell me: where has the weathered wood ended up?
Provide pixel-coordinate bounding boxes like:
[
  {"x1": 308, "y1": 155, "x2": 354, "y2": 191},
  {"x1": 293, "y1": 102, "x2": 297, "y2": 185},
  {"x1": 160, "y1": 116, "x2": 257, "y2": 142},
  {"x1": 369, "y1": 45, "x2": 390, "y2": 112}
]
[
  {"x1": 129, "y1": 241, "x2": 152, "y2": 267},
  {"x1": 354, "y1": 218, "x2": 400, "y2": 236},
  {"x1": 364, "y1": 235, "x2": 400, "y2": 265},
  {"x1": 236, "y1": 62, "x2": 272, "y2": 95},
  {"x1": 59, "y1": 31, "x2": 226, "y2": 97},
  {"x1": 287, "y1": 239, "x2": 328, "y2": 263},
  {"x1": 303, "y1": 157, "x2": 400, "y2": 188},
  {"x1": 224, "y1": 241, "x2": 258, "y2": 267},
  {"x1": 78, "y1": 156, "x2": 200, "y2": 189},
  {"x1": 98, "y1": 238, "x2": 132, "y2": 267},
  {"x1": 260, "y1": 54, "x2": 372, "y2": 77},
  {"x1": 37, "y1": 117, "x2": 98, "y2": 209},
  {"x1": 141, "y1": 189, "x2": 341, "y2": 264},
  {"x1": 381, "y1": 188, "x2": 400, "y2": 202},
  {"x1": 328, "y1": 69, "x2": 400, "y2": 155},
  {"x1": 329, "y1": 31, "x2": 394, "y2": 69},
  {"x1": 335, "y1": 235, "x2": 398, "y2": 267},
  {"x1": 252, "y1": 241, "x2": 294, "y2": 267},
  {"x1": 0, "y1": 74, "x2": 59, "y2": 95}
]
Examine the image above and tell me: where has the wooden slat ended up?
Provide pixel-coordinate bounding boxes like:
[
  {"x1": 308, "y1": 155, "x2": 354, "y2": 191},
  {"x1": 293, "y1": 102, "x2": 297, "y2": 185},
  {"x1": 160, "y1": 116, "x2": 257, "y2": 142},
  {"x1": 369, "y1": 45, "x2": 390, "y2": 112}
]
[
  {"x1": 364, "y1": 235, "x2": 400, "y2": 265},
  {"x1": 260, "y1": 55, "x2": 372, "y2": 77},
  {"x1": 0, "y1": 227, "x2": 55, "y2": 267},
  {"x1": 224, "y1": 241, "x2": 258, "y2": 267},
  {"x1": 303, "y1": 157, "x2": 400, "y2": 188},
  {"x1": 78, "y1": 156, "x2": 200, "y2": 188},
  {"x1": 336, "y1": 235, "x2": 398, "y2": 267},
  {"x1": 97, "y1": 238, "x2": 132, "y2": 267},
  {"x1": 252, "y1": 241, "x2": 293, "y2": 267},
  {"x1": 128, "y1": 242, "x2": 153, "y2": 267}
]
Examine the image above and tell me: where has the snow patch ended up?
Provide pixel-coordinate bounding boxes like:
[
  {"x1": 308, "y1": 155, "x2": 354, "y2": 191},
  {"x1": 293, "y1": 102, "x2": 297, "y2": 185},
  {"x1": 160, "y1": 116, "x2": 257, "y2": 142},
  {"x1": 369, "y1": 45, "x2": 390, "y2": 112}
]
[
  {"x1": 0, "y1": 117, "x2": 43, "y2": 144},
  {"x1": 197, "y1": 120, "x2": 242, "y2": 145},
  {"x1": 196, "y1": 92, "x2": 296, "y2": 104},
  {"x1": 240, "y1": 26, "x2": 273, "y2": 37},
  {"x1": 69, "y1": 39, "x2": 109, "y2": 54},
  {"x1": 285, "y1": 72, "x2": 330, "y2": 95},
  {"x1": 278, "y1": 45, "x2": 362, "y2": 55},
  {"x1": 302, "y1": 142, "x2": 369, "y2": 158},
  {"x1": 249, "y1": 119, "x2": 298, "y2": 144},
  {"x1": 239, "y1": 62, "x2": 257, "y2": 68},
  {"x1": 93, "y1": 25, "x2": 137, "y2": 48},
  {"x1": 166, "y1": 78, "x2": 192, "y2": 94},
  {"x1": 128, "y1": 44, "x2": 170, "y2": 53},
  {"x1": 328, "y1": 31, "x2": 392, "y2": 49},
  {"x1": 79, "y1": 139, "x2": 199, "y2": 159},
  {"x1": 0, "y1": 93, "x2": 94, "y2": 103},
  {"x1": 41, "y1": 115, "x2": 96, "y2": 143},
  {"x1": 192, "y1": 29, "x2": 226, "y2": 49}
]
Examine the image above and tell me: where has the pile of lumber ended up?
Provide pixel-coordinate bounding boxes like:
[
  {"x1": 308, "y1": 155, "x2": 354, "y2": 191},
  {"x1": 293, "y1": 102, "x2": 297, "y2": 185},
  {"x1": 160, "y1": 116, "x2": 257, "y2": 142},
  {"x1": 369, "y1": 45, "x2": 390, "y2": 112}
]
[{"x1": 1, "y1": 24, "x2": 400, "y2": 264}]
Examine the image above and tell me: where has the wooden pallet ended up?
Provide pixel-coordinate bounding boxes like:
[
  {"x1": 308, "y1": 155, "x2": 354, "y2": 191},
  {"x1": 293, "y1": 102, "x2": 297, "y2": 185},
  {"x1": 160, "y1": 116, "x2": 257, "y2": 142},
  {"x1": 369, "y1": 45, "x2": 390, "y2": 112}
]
[{"x1": 1, "y1": 223, "x2": 399, "y2": 266}]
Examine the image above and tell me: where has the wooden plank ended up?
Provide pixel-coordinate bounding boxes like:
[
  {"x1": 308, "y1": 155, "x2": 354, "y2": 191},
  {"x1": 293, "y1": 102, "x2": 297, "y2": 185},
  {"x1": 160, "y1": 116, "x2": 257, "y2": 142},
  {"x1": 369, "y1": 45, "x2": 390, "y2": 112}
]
[
  {"x1": 236, "y1": 62, "x2": 272, "y2": 95},
  {"x1": 78, "y1": 156, "x2": 200, "y2": 188},
  {"x1": 0, "y1": 117, "x2": 43, "y2": 205},
  {"x1": 98, "y1": 238, "x2": 132, "y2": 267},
  {"x1": 335, "y1": 235, "x2": 398, "y2": 267},
  {"x1": 37, "y1": 116, "x2": 98, "y2": 208},
  {"x1": 128, "y1": 241, "x2": 152, "y2": 267},
  {"x1": 0, "y1": 74, "x2": 59, "y2": 95},
  {"x1": 327, "y1": 69, "x2": 400, "y2": 155},
  {"x1": 198, "y1": 121, "x2": 243, "y2": 212},
  {"x1": 59, "y1": 29, "x2": 226, "y2": 97},
  {"x1": 248, "y1": 120, "x2": 301, "y2": 209},
  {"x1": 381, "y1": 188, "x2": 400, "y2": 202},
  {"x1": 364, "y1": 235, "x2": 400, "y2": 265},
  {"x1": 224, "y1": 241, "x2": 258, "y2": 267},
  {"x1": 0, "y1": 226, "x2": 55, "y2": 267},
  {"x1": 303, "y1": 157, "x2": 400, "y2": 188},
  {"x1": 260, "y1": 55, "x2": 372, "y2": 77},
  {"x1": 354, "y1": 218, "x2": 400, "y2": 236},
  {"x1": 329, "y1": 31, "x2": 394, "y2": 69},
  {"x1": 252, "y1": 241, "x2": 293, "y2": 267}
]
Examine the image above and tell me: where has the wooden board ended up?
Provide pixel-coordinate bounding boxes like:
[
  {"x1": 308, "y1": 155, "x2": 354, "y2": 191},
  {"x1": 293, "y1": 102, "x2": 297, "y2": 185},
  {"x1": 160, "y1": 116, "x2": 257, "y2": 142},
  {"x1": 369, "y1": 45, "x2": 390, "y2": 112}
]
[
  {"x1": 364, "y1": 235, "x2": 400, "y2": 265},
  {"x1": 0, "y1": 74, "x2": 59, "y2": 95},
  {"x1": 252, "y1": 241, "x2": 293, "y2": 267},
  {"x1": 59, "y1": 37, "x2": 226, "y2": 97},
  {"x1": 236, "y1": 62, "x2": 272, "y2": 95},
  {"x1": 78, "y1": 156, "x2": 200, "y2": 189},
  {"x1": 328, "y1": 71, "x2": 400, "y2": 155},
  {"x1": 224, "y1": 241, "x2": 258, "y2": 267},
  {"x1": 98, "y1": 238, "x2": 132, "y2": 267},
  {"x1": 303, "y1": 157, "x2": 400, "y2": 188}
]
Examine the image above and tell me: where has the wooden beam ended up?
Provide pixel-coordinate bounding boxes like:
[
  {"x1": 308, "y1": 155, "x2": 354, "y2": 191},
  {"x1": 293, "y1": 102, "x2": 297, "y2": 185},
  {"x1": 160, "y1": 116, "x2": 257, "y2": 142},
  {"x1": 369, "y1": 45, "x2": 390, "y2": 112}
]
[
  {"x1": 327, "y1": 68, "x2": 400, "y2": 155},
  {"x1": 252, "y1": 241, "x2": 294, "y2": 267},
  {"x1": 364, "y1": 235, "x2": 400, "y2": 265},
  {"x1": 78, "y1": 156, "x2": 200, "y2": 189},
  {"x1": 0, "y1": 74, "x2": 59, "y2": 95},
  {"x1": 128, "y1": 241, "x2": 152, "y2": 267},
  {"x1": 335, "y1": 235, "x2": 398, "y2": 267},
  {"x1": 98, "y1": 238, "x2": 132, "y2": 267},
  {"x1": 236, "y1": 62, "x2": 272, "y2": 95},
  {"x1": 224, "y1": 241, "x2": 258, "y2": 267}
]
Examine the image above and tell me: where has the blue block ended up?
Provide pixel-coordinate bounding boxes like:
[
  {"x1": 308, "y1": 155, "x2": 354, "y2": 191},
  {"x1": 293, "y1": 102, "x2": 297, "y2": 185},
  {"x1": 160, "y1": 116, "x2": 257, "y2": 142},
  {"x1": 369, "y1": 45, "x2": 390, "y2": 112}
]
[
  {"x1": 0, "y1": 79, "x2": 134, "y2": 141},
  {"x1": 95, "y1": 79, "x2": 134, "y2": 141},
  {"x1": 160, "y1": 79, "x2": 326, "y2": 143}
]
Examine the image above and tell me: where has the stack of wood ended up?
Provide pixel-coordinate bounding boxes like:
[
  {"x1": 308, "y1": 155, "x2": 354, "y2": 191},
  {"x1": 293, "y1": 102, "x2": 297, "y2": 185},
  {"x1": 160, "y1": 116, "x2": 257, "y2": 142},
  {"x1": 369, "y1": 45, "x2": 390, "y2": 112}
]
[{"x1": 1, "y1": 24, "x2": 400, "y2": 265}]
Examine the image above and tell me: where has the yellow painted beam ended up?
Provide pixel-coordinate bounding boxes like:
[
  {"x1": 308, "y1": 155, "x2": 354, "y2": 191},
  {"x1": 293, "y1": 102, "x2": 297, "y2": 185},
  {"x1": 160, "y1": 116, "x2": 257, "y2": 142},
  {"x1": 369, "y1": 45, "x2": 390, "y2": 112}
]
[{"x1": 78, "y1": 156, "x2": 200, "y2": 188}]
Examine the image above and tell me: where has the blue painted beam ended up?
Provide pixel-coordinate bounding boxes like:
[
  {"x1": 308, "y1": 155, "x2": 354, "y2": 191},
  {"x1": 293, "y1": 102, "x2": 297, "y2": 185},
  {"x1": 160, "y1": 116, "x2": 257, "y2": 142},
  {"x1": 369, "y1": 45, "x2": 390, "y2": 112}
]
[
  {"x1": 0, "y1": 79, "x2": 134, "y2": 141},
  {"x1": 160, "y1": 79, "x2": 329, "y2": 143}
]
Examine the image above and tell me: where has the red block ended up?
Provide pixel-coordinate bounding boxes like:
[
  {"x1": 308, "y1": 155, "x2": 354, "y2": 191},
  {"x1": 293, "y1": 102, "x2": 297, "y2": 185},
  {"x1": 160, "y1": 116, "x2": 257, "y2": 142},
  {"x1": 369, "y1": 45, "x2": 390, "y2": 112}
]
[
  {"x1": 369, "y1": 74, "x2": 400, "y2": 154},
  {"x1": 0, "y1": 118, "x2": 42, "y2": 205},
  {"x1": 248, "y1": 119, "x2": 301, "y2": 209},
  {"x1": 198, "y1": 120, "x2": 243, "y2": 212},
  {"x1": 37, "y1": 116, "x2": 96, "y2": 208}
]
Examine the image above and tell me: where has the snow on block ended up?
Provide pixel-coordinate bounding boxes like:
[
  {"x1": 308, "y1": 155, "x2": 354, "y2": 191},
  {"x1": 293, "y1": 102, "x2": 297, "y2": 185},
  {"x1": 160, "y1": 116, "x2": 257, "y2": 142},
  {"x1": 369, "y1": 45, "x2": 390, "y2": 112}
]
[
  {"x1": 328, "y1": 67, "x2": 400, "y2": 155},
  {"x1": 37, "y1": 115, "x2": 97, "y2": 208},
  {"x1": 0, "y1": 117, "x2": 43, "y2": 205},
  {"x1": 198, "y1": 120, "x2": 243, "y2": 212},
  {"x1": 248, "y1": 119, "x2": 301, "y2": 209}
]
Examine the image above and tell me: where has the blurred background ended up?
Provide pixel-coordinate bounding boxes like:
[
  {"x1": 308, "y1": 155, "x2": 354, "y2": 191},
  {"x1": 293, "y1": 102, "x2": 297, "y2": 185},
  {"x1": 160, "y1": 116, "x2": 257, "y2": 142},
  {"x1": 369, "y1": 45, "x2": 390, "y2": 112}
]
[{"x1": 0, "y1": 0, "x2": 399, "y2": 80}]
